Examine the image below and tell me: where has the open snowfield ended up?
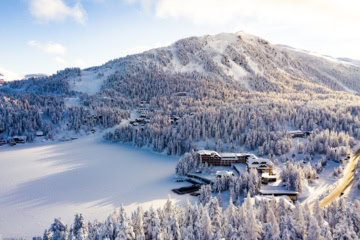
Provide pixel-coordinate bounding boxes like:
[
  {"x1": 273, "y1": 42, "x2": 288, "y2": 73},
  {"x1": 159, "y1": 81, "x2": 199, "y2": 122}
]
[{"x1": 0, "y1": 134, "x2": 191, "y2": 238}]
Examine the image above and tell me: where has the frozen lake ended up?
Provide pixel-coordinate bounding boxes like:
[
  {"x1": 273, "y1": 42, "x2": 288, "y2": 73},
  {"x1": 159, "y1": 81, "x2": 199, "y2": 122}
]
[{"x1": 0, "y1": 135, "x2": 191, "y2": 238}]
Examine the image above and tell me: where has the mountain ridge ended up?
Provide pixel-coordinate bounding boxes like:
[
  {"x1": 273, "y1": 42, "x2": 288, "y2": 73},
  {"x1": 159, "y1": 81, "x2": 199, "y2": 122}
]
[
  {"x1": 72, "y1": 31, "x2": 360, "y2": 95},
  {"x1": 4, "y1": 32, "x2": 360, "y2": 96}
]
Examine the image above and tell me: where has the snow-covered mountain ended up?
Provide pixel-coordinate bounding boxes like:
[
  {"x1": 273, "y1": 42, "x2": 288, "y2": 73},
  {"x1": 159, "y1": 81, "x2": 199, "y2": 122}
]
[
  {"x1": 3, "y1": 32, "x2": 360, "y2": 96},
  {"x1": 68, "y1": 31, "x2": 360, "y2": 95},
  {"x1": 1, "y1": 31, "x2": 360, "y2": 146}
]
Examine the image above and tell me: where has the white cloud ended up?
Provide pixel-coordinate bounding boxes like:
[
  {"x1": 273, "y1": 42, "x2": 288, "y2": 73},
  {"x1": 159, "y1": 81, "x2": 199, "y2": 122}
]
[
  {"x1": 29, "y1": 0, "x2": 86, "y2": 24},
  {"x1": 130, "y1": 0, "x2": 360, "y2": 27},
  {"x1": 0, "y1": 67, "x2": 24, "y2": 81},
  {"x1": 126, "y1": 0, "x2": 360, "y2": 58},
  {"x1": 29, "y1": 40, "x2": 67, "y2": 55}
]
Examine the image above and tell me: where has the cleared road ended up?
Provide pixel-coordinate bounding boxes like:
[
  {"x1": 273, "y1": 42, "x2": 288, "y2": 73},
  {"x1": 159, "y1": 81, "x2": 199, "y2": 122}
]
[{"x1": 320, "y1": 149, "x2": 360, "y2": 208}]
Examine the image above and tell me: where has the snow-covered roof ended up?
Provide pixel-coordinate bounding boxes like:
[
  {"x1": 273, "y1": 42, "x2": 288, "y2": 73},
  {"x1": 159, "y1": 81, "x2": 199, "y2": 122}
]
[
  {"x1": 248, "y1": 157, "x2": 268, "y2": 163},
  {"x1": 197, "y1": 150, "x2": 220, "y2": 156},
  {"x1": 220, "y1": 152, "x2": 236, "y2": 158},
  {"x1": 216, "y1": 170, "x2": 233, "y2": 177},
  {"x1": 247, "y1": 157, "x2": 272, "y2": 168},
  {"x1": 219, "y1": 153, "x2": 237, "y2": 160},
  {"x1": 198, "y1": 150, "x2": 260, "y2": 161},
  {"x1": 261, "y1": 172, "x2": 277, "y2": 179},
  {"x1": 287, "y1": 130, "x2": 303, "y2": 134},
  {"x1": 260, "y1": 186, "x2": 299, "y2": 195},
  {"x1": 244, "y1": 153, "x2": 257, "y2": 158}
]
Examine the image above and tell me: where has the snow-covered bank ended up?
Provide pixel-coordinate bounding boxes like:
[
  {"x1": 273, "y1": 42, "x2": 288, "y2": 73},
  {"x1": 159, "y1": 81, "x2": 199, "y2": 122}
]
[{"x1": 0, "y1": 135, "x2": 191, "y2": 239}]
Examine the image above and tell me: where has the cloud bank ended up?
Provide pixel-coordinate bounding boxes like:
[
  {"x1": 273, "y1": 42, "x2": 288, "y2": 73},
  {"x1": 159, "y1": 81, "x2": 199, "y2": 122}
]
[{"x1": 126, "y1": 0, "x2": 360, "y2": 27}]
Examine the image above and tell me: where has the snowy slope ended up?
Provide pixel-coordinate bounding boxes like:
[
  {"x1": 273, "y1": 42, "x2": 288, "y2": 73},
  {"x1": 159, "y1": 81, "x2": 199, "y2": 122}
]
[
  {"x1": 68, "y1": 32, "x2": 360, "y2": 95},
  {"x1": 70, "y1": 66, "x2": 115, "y2": 95}
]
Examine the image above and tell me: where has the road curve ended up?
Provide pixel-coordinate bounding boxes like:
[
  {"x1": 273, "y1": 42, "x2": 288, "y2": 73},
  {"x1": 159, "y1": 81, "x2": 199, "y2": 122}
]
[{"x1": 320, "y1": 149, "x2": 360, "y2": 208}]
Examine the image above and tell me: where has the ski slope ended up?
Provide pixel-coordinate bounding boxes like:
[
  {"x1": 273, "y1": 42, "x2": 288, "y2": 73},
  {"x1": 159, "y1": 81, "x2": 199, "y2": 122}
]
[{"x1": 0, "y1": 134, "x2": 191, "y2": 238}]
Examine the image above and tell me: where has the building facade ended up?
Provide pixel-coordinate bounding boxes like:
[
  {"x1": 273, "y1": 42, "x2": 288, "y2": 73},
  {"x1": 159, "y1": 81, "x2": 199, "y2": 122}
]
[{"x1": 197, "y1": 150, "x2": 273, "y2": 173}]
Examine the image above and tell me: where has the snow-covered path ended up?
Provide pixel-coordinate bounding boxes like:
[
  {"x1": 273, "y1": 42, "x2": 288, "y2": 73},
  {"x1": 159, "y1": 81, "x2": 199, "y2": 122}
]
[
  {"x1": 320, "y1": 152, "x2": 360, "y2": 207},
  {"x1": 0, "y1": 135, "x2": 191, "y2": 238}
]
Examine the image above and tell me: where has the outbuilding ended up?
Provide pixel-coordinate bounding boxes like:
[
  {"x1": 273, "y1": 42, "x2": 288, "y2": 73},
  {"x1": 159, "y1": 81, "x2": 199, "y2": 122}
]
[
  {"x1": 259, "y1": 186, "x2": 299, "y2": 201},
  {"x1": 36, "y1": 131, "x2": 44, "y2": 137}
]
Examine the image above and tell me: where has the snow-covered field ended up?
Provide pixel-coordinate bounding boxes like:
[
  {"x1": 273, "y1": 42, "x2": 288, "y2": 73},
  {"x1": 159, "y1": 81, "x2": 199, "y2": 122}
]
[{"x1": 0, "y1": 134, "x2": 191, "y2": 238}]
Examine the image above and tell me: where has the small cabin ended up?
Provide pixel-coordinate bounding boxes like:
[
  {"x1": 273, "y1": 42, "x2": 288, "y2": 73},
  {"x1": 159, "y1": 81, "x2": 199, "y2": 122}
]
[
  {"x1": 261, "y1": 172, "x2": 278, "y2": 184},
  {"x1": 247, "y1": 156, "x2": 273, "y2": 174},
  {"x1": 12, "y1": 136, "x2": 27, "y2": 143},
  {"x1": 287, "y1": 130, "x2": 312, "y2": 138},
  {"x1": 135, "y1": 118, "x2": 145, "y2": 123}
]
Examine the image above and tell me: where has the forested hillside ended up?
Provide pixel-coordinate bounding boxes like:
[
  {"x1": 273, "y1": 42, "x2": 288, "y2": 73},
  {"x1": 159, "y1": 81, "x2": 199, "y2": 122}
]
[
  {"x1": 1, "y1": 32, "x2": 360, "y2": 159},
  {"x1": 37, "y1": 195, "x2": 360, "y2": 240}
]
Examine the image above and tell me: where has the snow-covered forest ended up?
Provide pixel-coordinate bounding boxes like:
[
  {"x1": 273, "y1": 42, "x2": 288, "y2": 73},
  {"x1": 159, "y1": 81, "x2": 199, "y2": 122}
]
[
  {"x1": 1, "y1": 32, "x2": 360, "y2": 239},
  {"x1": 36, "y1": 195, "x2": 360, "y2": 240},
  {"x1": 0, "y1": 68, "x2": 130, "y2": 140},
  {"x1": 1, "y1": 32, "x2": 360, "y2": 152}
]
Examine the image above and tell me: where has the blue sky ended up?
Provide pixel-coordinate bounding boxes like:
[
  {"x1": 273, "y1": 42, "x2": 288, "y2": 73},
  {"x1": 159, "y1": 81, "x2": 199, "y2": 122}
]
[{"x1": 1, "y1": 0, "x2": 359, "y2": 79}]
